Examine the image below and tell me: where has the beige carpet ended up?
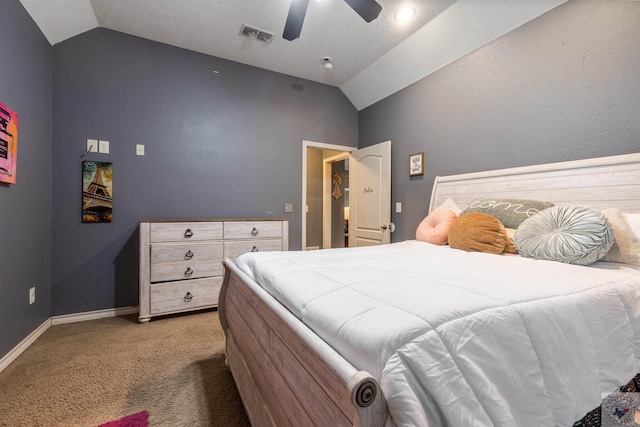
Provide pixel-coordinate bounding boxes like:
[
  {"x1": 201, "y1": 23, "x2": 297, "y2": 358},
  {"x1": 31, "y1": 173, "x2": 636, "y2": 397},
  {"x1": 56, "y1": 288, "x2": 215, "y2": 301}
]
[{"x1": 0, "y1": 310, "x2": 250, "y2": 427}]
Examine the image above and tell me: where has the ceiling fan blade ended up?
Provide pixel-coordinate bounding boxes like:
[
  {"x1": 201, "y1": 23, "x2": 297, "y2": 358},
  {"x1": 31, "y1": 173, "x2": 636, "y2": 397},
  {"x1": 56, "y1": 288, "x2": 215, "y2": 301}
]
[
  {"x1": 343, "y1": 0, "x2": 382, "y2": 22},
  {"x1": 283, "y1": 0, "x2": 310, "y2": 41}
]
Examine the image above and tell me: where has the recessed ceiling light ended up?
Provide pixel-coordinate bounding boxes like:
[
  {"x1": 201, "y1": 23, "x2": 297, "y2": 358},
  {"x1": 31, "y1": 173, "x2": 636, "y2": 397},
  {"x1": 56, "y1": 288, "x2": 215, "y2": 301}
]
[{"x1": 394, "y1": 6, "x2": 416, "y2": 23}]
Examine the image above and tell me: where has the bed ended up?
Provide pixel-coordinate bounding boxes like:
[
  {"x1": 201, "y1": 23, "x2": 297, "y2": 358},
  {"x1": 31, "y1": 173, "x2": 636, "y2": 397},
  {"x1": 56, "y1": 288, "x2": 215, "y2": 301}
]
[{"x1": 219, "y1": 153, "x2": 640, "y2": 427}]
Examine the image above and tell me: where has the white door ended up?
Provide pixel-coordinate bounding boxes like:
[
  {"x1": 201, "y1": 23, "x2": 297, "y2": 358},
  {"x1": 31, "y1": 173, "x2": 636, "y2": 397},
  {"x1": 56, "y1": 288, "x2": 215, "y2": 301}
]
[{"x1": 349, "y1": 140, "x2": 392, "y2": 247}]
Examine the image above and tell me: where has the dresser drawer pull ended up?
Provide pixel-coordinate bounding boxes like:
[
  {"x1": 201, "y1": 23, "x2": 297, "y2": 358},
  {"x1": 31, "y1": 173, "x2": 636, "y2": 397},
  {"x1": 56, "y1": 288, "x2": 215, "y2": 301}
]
[
  {"x1": 251, "y1": 227, "x2": 259, "y2": 236},
  {"x1": 251, "y1": 246, "x2": 259, "y2": 252},
  {"x1": 184, "y1": 250, "x2": 194, "y2": 260},
  {"x1": 184, "y1": 267, "x2": 194, "y2": 277},
  {"x1": 184, "y1": 292, "x2": 193, "y2": 302},
  {"x1": 184, "y1": 228, "x2": 193, "y2": 238}
]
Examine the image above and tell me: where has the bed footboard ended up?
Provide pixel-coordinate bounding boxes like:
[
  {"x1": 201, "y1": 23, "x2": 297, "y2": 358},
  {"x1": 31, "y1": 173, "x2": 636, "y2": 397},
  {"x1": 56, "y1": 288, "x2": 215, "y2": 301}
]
[{"x1": 219, "y1": 259, "x2": 388, "y2": 427}]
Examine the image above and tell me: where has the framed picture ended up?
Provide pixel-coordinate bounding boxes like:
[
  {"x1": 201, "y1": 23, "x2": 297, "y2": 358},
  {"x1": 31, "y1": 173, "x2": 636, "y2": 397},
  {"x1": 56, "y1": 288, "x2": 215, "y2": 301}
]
[
  {"x1": 0, "y1": 102, "x2": 18, "y2": 184},
  {"x1": 82, "y1": 161, "x2": 113, "y2": 223},
  {"x1": 409, "y1": 152, "x2": 424, "y2": 177}
]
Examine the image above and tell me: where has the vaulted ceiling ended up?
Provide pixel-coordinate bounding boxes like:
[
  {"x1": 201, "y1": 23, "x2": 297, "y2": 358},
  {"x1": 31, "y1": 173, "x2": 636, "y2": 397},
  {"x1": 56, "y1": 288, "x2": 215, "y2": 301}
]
[{"x1": 19, "y1": 0, "x2": 568, "y2": 110}]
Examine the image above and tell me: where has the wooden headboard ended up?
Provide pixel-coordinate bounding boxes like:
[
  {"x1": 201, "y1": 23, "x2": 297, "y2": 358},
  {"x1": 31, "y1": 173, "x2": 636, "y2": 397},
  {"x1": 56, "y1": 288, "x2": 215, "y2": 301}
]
[{"x1": 430, "y1": 153, "x2": 640, "y2": 214}]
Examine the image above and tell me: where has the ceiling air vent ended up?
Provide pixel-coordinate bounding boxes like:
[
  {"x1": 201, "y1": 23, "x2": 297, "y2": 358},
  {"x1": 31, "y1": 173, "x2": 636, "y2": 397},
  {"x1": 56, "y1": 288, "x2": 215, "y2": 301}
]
[{"x1": 239, "y1": 24, "x2": 274, "y2": 44}]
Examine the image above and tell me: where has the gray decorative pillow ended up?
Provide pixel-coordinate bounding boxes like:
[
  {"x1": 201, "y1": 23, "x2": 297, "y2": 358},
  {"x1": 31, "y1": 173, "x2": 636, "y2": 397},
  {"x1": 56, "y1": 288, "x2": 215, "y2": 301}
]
[
  {"x1": 461, "y1": 199, "x2": 554, "y2": 229},
  {"x1": 514, "y1": 205, "x2": 615, "y2": 265}
]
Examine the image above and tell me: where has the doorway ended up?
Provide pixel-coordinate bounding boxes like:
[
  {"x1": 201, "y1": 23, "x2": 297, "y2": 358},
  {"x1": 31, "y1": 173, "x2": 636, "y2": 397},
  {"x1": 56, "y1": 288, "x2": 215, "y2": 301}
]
[
  {"x1": 323, "y1": 153, "x2": 350, "y2": 249},
  {"x1": 302, "y1": 141, "x2": 355, "y2": 251},
  {"x1": 302, "y1": 140, "x2": 392, "y2": 251}
]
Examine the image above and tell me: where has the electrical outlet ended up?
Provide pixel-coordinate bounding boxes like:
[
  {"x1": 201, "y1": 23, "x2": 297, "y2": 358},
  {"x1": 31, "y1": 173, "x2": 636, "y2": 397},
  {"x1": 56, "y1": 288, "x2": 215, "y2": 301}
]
[
  {"x1": 87, "y1": 139, "x2": 98, "y2": 153},
  {"x1": 136, "y1": 144, "x2": 145, "y2": 156},
  {"x1": 284, "y1": 203, "x2": 293, "y2": 213},
  {"x1": 29, "y1": 287, "x2": 35, "y2": 305}
]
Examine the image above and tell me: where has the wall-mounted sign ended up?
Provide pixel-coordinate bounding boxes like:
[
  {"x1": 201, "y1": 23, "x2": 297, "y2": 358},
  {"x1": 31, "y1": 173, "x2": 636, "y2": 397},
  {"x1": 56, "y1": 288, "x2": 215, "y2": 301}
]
[
  {"x1": 0, "y1": 102, "x2": 18, "y2": 184},
  {"x1": 409, "y1": 152, "x2": 424, "y2": 177}
]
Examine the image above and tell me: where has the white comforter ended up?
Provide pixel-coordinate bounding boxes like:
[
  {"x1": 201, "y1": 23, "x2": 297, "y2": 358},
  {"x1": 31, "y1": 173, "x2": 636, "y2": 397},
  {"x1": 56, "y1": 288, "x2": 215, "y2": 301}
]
[{"x1": 235, "y1": 240, "x2": 640, "y2": 427}]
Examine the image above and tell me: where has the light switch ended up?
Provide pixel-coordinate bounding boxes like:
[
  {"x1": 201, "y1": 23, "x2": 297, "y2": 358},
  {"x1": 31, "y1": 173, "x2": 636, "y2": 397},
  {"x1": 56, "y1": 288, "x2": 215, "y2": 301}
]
[
  {"x1": 396, "y1": 202, "x2": 402, "y2": 213},
  {"x1": 99, "y1": 140, "x2": 109, "y2": 154},
  {"x1": 284, "y1": 203, "x2": 293, "y2": 213},
  {"x1": 136, "y1": 144, "x2": 145, "y2": 156},
  {"x1": 87, "y1": 139, "x2": 98, "y2": 153}
]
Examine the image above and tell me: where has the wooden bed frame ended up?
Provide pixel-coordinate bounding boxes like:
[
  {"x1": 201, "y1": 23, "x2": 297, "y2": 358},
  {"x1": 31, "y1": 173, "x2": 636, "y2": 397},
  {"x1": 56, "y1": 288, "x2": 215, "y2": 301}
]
[{"x1": 219, "y1": 153, "x2": 640, "y2": 427}]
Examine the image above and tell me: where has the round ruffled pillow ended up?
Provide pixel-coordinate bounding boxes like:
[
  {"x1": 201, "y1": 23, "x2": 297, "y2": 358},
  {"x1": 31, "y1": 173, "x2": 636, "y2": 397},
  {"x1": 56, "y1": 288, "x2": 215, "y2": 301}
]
[
  {"x1": 514, "y1": 205, "x2": 615, "y2": 265},
  {"x1": 415, "y1": 209, "x2": 457, "y2": 245},
  {"x1": 448, "y1": 212, "x2": 515, "y2": 254}
]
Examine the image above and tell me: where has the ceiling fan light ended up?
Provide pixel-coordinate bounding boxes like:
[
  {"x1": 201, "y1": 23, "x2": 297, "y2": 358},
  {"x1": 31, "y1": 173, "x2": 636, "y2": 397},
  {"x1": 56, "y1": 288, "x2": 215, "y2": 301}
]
[{"x1": 394, "y1": 6, "x2": 415, "y2": 23}]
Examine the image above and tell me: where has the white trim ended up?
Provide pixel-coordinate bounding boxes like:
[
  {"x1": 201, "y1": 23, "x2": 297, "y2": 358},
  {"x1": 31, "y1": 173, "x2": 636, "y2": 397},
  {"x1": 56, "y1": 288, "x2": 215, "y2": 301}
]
[
  {"x1": 0, "y1": 306, "x2": 139, "y2": 373},
  {"x1": 0, "y1": 318, "x2": 51, "y2": 373},
  {"x1": 302, "y1": 140, "x2": 356, "y2": 251},
  {"x1": 51, "y1": 306, "x2": 139, "y2": 325}
]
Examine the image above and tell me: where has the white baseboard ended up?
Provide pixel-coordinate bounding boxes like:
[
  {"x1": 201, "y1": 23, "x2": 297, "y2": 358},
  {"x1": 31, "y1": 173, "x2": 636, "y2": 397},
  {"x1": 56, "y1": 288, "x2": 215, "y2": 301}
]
[
  {"x1": 0, "y1": 306, "x2": 139, "y2": 373},
  {"x1": 51, "y1": 306, "x2": 139, "y2": 325},
  {"x1": 0, "y1": 318, "x2": 51, "y2": 373}
]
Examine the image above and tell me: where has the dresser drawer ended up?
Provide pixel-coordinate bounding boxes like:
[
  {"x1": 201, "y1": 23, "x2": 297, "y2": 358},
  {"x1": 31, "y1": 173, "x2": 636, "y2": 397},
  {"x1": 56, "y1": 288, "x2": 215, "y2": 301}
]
[
  {"x1": 150, "y1": 222, "x2": 223, "y2": 242},
  {"x1": 150, "y1": 242, "x2": 223, "y2": 264},
  {"x1": 150, "y1": 260, "x2": 223, "y2": 283},
  {"x1": 224, "y1": 239, "x2": 283, "y2": 259},
  {"x1": 224, "y1": 221, "x2": 283, "y2": 240},
  {"x1": 149, "y1": 277, "x2": 223, "y2": 315}
]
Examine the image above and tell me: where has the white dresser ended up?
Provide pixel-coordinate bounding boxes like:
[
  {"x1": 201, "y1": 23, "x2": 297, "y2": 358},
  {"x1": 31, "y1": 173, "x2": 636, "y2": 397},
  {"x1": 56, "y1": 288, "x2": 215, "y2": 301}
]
[{"x1": 138, "y1": 218, "x2": 288, "y2": 322}]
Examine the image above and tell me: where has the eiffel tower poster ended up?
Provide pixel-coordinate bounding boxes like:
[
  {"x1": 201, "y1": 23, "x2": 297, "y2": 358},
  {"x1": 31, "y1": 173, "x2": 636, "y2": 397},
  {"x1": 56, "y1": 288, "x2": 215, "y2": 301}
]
[{"x1": 82, "y1": 161, "x2": 113, "y2": 223}]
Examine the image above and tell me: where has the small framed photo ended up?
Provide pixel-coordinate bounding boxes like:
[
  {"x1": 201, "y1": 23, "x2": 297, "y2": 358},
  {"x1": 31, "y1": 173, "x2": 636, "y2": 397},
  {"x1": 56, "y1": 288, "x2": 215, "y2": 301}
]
[{"x1": 409, "y1": 152, "x2": 424, "y2": 177}]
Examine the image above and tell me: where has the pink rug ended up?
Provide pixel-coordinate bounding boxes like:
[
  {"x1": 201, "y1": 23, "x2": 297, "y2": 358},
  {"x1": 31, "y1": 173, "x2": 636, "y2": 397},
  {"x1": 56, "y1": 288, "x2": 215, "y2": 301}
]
[{"x1": 97, "y1": 410, "x2": 148, "y2": 427}]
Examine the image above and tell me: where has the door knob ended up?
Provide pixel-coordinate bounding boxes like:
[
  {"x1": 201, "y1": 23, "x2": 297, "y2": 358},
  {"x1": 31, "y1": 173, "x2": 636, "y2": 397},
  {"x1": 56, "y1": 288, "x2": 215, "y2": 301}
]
[{"x1": 380, "y1": 225, "x2": 388, "y2": 231}]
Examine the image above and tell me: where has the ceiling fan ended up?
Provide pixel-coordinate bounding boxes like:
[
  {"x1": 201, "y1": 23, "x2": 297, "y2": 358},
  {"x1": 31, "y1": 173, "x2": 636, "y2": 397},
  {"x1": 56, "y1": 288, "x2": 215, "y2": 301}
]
[{"x1": 283, "y1": 0, "x2": 382, "y2": 41}]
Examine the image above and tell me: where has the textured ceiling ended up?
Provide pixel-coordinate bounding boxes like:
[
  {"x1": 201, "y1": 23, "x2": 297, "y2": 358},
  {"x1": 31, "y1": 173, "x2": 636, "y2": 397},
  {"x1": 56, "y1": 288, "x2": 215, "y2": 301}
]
[{"x1": 19, "y1": 0, "x2": 568, "y2": 110}]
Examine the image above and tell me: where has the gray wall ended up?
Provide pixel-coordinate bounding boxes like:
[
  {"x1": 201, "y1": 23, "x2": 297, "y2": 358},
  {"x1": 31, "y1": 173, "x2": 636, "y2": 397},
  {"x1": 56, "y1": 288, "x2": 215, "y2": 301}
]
[
  {"x1": 51, "y1": 28, "x2": 358, "y2": 315},
  {"x1": 359, "y1": 0, "x2": 640, "y2": 242},
  {"x1": 0, "y1": 2, "x2": 52, "y2": 359}
]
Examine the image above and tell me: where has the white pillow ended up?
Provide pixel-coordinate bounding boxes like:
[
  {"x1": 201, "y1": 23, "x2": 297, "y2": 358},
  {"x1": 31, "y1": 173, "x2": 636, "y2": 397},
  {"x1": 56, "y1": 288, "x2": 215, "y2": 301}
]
[
  {"x1": 624, "y1": 213, "x2": 640, "y2": 240},
  {"x1": 433, "y1": 197, "x2": 462, "y2": 215},
  {"x1": 600, "y1": 209, "x2": 640, "y2": 266}
]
